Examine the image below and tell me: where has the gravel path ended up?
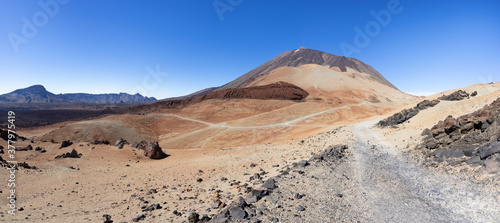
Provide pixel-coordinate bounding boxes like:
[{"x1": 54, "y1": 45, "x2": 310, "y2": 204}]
[{"x1": 245, "y1": 121, "x2": 500, "y2": 223}]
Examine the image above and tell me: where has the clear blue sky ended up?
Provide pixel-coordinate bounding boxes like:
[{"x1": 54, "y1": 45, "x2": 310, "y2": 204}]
[{"x1": 1, "y1": 0, "x2": 499, "y2": 99}]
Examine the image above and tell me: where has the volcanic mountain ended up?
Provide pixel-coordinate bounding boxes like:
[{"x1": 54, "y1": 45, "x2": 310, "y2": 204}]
[
  {"x1": 0, "y1": 85, "x2": 156, "y2": 103},
  {"x1": 219, "y1": 47, "x2": 397, "y2": 90}
]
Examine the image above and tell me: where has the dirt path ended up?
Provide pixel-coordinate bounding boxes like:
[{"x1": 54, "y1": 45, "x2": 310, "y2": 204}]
[
  {"x1": 252, "y1": 121, "x2": 499, "y2": 222},
  {"x1": 348, "y1": 121, "x2": 499, "y2": 222}
]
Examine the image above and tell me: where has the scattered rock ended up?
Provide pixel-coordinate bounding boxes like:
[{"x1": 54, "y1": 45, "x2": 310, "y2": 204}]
[
  {"x1": 102, "y1": 214, "x2": 112, "y2": 223},
  {"x1": 55, "y1": 149, "x2": 82, "y2": 159},
  {"x1": 298, "y1": 160, "x2": 310, "y2": 167},
  {"x1": 212, "y1": 200, "x2": 223, "y2": 209},
  {"x1": 296, "y1": 205, "x2": 306, "y2": 211},
  {"x1": 16, "y1": 145, "x2": 33, "y2": 151},
  {"x1": 92, "y1": 140, "x2": 110, "y2": 145},
  {"x1": 187, "y1": 212, "x2": 200, "y2": 223},
  {"x1": 132, "y1": 214, "x2": 146, "y2": 222},
  {"x1": 115, "y1": 138, "x2": 128, "y2": 149},
  {"x1": 18, "y1": 162, "x2": 37, "y2": 169},
  {"x1": 60, "y1": 140, "x2": 73, "y2": 149},
  {"x1": 142, "y1": 203, "x2": 162, "y2": 212},
  {"x1": 471, "y1": 91, "x2": 478, "y2": 97},
  {"x1": 262, "y1": 178, "x2": 277, "y2": 190}
]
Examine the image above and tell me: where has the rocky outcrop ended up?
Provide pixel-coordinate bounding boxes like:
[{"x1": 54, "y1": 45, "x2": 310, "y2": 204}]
[
  {"x1": 438, "y1": 90, "x2": 470, "y2": 101},
  {"x1": 0, "y1": 128, "x2": 18, "y2": 141},
  {"x1": 378, "y1": 100, "x2": 440, "y2": 127},
  {"x1": 128, "y1": 82, "x2": 309, "y2": 113},
  {"x1": 419, "y1": 97, "x2": 500, "y2": 169},
  {"x1": 55, "y1": 149, "x2": 82, "y2": 159}
]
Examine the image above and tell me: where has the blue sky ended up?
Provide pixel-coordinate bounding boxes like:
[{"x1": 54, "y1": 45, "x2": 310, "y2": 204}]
[{"x1": 1, "y1": 0, "x2": 499, "y2": 99}]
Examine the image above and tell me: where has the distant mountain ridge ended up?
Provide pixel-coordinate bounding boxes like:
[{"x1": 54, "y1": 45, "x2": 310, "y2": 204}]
[{"x1": 0, "y1": 85, "x2": 156, "y2": 103}]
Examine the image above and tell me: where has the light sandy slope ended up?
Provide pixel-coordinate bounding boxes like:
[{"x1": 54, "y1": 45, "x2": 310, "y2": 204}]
[{"x1": 242, "y1": 64, "x2": 411, "y2": 103}]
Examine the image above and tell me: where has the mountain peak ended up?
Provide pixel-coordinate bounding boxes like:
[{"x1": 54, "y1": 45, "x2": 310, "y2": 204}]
[
  {"x1": 294, "y1": 46, "x2": 306, "y2": 52},
  {"x1": 17, "y1": 84, "x2": 48, "y2": 93},
  {"x1": 218, "y1": 48, "x2": 398, "y2": 91}
]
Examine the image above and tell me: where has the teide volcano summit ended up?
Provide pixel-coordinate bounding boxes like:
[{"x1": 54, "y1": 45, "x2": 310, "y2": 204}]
[{"x1": 218, "y1": 47, "x2": 398, "y2": 91}]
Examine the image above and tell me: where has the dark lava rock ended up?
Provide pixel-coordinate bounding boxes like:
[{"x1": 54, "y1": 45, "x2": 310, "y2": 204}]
[
  {"x1": 18, "y1": 162, "x2": 36, "y2": 169},
  {"x1": 378, "y1": 108, "x2": 419, "y2": 126},
  {"x1": 143, "y1": 142, "x2": 168, "y2": 159},
  {"x1": 102, "y1": 214, "x2": 112, "y2": 223},
  {"x1": 245, "y1": 189, "x2": 269, "y2": 204},
  {"x1": 213, "y1": 196, "x2": 250, "y2": 222},
  {"x1": 132, "y1": 214, "x2": 146, "y2": 222},
  {"x1": 16, "y1": 145, "x2": 33, "y2": 151},
  {"x1": 92, "y1": 140, "x2": 110, "y2": 145},
  {"x1": 212, "y1": 199, "x2": 223, "y2": 209},
  {"x1": 379, "y1": 100, "x2": 440, "y2": 127},
  {"x1": 55, "y1": 149, "x2": 82, "y2": 159},
  {"x1": 478, "y1": 141, "x2": 500, "y2": 160},
  {"x1": 298, "y1": 160, "x2": 310, "y2": 167},
  {"x1": 187, "y1": 211, "x2": 200, "y2": 223},
  {"x1": 438, "y1": 90, "x2": 469, "y2": 101},
  {"x1": 115, "y1": 138, "x2": 128, "y2": 149},
  {"x1": 60, "y1": 140, "x2": 73, "y2": 149},
  {"x1": 297, "y1": 205, "x2": 306, "y2": 211},
  {"x1": 262, "y1": 178, "x2": 277, "y2": 190},
  {"x1": 471, "y1": 91, "x2": 478, "y2": 97},
  {"x1": 416, "y1": 99, "x2": 440, "y2": 110},
  {"x1": 142, "y1": 203, "x2": 162, "y2": 212},
  {"x1": 418, "y1": 97, "x2": 500, "y2": 167},
  {"x1": 0, "y1": 128, "x2": 18, "y2": 141},
  {"x1": 294, "y1": 193, "x2": 304, "y2": 199}
]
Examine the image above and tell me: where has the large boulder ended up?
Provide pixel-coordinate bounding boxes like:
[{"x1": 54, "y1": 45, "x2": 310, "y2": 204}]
[{"x1": 143, "y1": 142, "x2": 167, "y2": 159}]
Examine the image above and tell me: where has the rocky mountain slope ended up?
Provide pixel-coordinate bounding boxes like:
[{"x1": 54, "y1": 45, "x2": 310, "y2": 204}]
[{"x1": 0, "y1": 85, "x2": 156, "y2": 103}]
